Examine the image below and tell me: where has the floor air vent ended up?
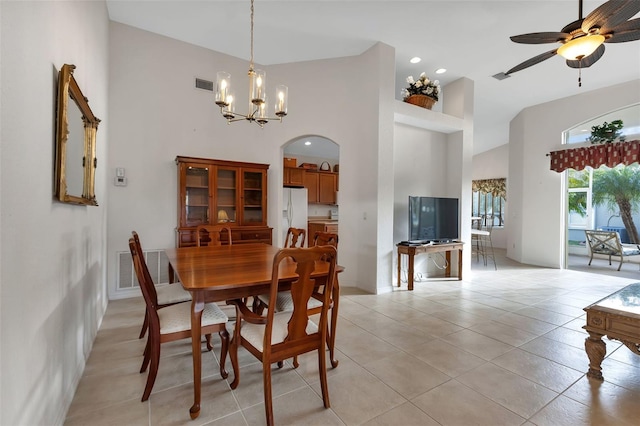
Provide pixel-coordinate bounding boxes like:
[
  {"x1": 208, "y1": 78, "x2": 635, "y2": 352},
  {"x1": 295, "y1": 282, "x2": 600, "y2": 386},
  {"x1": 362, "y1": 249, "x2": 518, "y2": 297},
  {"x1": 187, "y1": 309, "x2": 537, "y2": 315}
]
[
  {"x1": 195, "y1": 77, "x2": 214, "y2": 91},
  {"x1": 117, "y1": 249, "x2": 171, "y2": 290}
]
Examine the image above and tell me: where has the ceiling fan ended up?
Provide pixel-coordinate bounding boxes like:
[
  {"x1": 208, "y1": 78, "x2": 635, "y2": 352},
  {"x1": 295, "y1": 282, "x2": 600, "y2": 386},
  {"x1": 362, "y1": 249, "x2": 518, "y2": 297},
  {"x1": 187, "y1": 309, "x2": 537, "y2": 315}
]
[{"x1": 505, "y1": 0, "x2": 640, "y2": 85}]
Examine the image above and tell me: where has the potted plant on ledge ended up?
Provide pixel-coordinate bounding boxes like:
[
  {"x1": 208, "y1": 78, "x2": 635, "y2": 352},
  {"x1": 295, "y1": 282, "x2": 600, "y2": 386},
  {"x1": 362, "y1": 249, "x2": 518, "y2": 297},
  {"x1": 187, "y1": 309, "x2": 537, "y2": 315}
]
[{"x1": 402, "y1": 73, "x2": 441, "y2": 110}]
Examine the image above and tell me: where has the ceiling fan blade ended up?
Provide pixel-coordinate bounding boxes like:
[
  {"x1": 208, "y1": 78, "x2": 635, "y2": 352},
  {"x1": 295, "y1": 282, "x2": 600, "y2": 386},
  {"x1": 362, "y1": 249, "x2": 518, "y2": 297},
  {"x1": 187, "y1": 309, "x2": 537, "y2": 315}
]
[
  {"x1": 510, "y1": 32, "x2": 569, "y2": 44},
  {"x1": 605, "y1": 18, "x2": 640, "y2": 42},
  {"x1": 565, "y1": 44, "x2": 605, "y2": 68},
  {"x1": 506, "y1": 49, "x2": 558, "y2": 75},
  {"x1": 582, "y1": 0, "x2": 640, "y2": 34}
]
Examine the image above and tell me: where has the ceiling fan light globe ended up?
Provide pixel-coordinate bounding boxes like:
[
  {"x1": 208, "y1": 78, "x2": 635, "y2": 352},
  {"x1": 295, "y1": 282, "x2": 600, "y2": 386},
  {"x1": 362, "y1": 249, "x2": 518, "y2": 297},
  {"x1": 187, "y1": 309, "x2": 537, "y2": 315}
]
[{"x1": 557, "y1": 34, "x2": 605, "y2": 60}]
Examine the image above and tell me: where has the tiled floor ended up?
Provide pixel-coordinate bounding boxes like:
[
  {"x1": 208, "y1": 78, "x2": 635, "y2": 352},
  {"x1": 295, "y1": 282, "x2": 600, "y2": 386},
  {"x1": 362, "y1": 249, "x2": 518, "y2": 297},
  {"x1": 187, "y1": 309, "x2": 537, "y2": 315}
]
[{"x1": 65, "y1": 250, "x2": 640, "y2": 425}]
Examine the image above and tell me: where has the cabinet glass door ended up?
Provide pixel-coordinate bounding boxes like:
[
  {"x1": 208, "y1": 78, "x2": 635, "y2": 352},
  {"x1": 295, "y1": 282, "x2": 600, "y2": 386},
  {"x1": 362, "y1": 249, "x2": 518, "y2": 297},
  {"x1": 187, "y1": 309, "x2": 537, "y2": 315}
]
[
  {"x1": 242, "y1": 169, "x2": 265, "y2": 224},
  {"x1": 216, "y1": 167, "x2": 237, "y2": 224},
  {"x1": 184, "y1": 165, "x2": 210, "y2": 226}
]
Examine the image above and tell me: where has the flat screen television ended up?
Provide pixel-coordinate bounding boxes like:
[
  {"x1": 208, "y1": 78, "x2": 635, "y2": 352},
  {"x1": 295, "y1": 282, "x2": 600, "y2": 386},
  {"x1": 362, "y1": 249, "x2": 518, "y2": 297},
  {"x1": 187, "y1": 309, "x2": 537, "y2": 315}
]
[{"x1": 408, "y1": 196, "x2": 459, "y2": 242}]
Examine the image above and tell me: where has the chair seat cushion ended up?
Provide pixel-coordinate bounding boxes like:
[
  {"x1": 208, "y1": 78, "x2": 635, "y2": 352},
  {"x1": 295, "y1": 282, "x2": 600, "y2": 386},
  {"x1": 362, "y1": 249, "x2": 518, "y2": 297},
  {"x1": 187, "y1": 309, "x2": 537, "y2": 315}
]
[
  {"x1": 157, "y1": 283, "x2": 191, "y2": 305},
  {"x1": 159, "y1": 302, "x2": 227, "y2": 334},
  {"x1": 257, "y1": 292, "x2": 322, "y2": 312},
  {"x1": 240, "y1": 311, "x2": 318, "y2": 351},
  {"x1": 621, "y1": 244, "x2": 640, "y2": 256}
]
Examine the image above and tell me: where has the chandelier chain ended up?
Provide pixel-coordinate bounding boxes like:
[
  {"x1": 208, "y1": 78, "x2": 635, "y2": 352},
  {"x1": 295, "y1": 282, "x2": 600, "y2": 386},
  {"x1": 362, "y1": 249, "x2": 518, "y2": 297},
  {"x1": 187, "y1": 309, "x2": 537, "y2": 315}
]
[{"x1": 249, "y1": 0, "x2": 254, "y2": 71}]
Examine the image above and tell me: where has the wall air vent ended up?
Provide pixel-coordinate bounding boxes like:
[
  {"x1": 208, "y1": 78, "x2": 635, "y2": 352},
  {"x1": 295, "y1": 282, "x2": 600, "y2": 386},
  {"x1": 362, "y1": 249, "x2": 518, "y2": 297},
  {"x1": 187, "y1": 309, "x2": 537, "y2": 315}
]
[
  {"x1": 117, "y1": 249, "x2": 170, "y2": 291},
  {"x1": 195, "y1": 77, "x2": 214, "y2": 91}
]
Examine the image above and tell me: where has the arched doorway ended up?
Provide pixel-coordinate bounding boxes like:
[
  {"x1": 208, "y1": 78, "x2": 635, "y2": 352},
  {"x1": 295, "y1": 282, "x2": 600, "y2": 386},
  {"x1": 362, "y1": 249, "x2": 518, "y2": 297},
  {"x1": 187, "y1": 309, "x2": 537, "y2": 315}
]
[{"x1": 280, "y1": 136, "x2": 340, "y2": 247}]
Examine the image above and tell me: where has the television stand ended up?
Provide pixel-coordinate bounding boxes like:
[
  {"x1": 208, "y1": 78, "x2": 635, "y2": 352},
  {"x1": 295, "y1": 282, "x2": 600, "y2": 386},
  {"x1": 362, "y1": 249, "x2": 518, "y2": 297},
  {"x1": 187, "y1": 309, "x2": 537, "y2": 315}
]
[{"x1": 396, "y1": 241, "x2": 464, "y2": 290}]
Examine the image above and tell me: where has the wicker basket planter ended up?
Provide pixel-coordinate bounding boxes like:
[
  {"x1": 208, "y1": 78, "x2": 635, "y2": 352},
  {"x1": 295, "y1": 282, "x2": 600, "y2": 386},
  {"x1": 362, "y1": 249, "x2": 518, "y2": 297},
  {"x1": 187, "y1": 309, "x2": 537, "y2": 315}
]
[{"x1": 404, "y1": 94, "x2": 436, "y2": 110}]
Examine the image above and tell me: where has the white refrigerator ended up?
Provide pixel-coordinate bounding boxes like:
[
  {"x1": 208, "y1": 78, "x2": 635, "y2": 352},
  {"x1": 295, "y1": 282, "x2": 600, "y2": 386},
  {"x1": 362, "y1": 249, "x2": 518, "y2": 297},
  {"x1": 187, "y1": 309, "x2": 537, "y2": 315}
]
[{"x1": 283, "y1": 187, "x2": 308, "y2": 246}]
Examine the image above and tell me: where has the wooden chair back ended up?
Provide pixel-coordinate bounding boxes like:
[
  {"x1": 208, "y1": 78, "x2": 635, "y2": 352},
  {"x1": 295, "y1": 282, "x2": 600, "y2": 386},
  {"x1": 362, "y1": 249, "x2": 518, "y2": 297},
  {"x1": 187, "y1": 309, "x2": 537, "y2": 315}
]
[
  {"x1": 129, "y1": 237, "x2": 160, "y2": 318},
  {"x1": 312, "y1": 232, "x2": 338, "y2": 256},
  {"x1": 284, "y1": 227, "x2": 306, "y2": 248},
  {"x1": 196, "y1": 224, "x2": 232, "y2": 247}
]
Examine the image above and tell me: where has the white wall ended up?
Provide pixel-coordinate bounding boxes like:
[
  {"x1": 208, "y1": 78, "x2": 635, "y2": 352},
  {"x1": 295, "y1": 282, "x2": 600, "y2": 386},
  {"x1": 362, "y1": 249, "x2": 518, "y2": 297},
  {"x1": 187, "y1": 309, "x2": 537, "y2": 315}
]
[
  {"x1": 107, "y1": 23, "x2": 395, "y2": 297},
  {"x1": 0, "y1": 2, "x2": 110, "y2": 425},
  {"x1": 508, "y1": 79, "x2": 640, "y2": 267},
  {"x1": 472, "y1": 144, "x2": 509, "y2": 248}
]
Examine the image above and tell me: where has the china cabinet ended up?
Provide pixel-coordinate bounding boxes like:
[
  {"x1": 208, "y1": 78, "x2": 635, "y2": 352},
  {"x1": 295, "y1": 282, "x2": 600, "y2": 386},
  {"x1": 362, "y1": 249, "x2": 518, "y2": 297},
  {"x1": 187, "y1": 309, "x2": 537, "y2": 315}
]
[{"x1": 176, "y1": 156, "x2": 271, "y2": 247}]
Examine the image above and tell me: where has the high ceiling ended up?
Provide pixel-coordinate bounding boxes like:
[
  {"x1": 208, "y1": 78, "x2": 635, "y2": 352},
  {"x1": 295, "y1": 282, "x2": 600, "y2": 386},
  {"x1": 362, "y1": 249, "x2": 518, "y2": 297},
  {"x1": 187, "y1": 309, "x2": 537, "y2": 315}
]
[{"x1": 106, "y1": 0, "x2": 640, "y2": 155}]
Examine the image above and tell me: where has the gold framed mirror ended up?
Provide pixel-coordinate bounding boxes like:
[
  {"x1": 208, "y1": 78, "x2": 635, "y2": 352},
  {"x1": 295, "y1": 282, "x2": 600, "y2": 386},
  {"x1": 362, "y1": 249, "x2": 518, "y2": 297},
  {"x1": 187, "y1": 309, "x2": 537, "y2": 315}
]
[{"x1": 55, "y1": 64, "x2": 100, "y2": 205}]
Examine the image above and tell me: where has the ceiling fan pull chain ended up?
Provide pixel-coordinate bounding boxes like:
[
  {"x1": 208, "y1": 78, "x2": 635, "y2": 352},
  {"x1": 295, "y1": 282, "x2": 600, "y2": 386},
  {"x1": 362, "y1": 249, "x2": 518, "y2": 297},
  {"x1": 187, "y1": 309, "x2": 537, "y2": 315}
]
[{"x1": 578, "y1": 58, "x2": 582, "y2": 87}]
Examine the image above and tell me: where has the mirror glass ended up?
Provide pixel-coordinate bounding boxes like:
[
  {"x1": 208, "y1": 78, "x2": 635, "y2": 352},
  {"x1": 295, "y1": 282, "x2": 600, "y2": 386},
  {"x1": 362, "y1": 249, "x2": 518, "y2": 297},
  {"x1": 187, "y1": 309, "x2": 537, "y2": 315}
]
[{"x1": 55, "y1": 64, "x2": 100, "y2": 205}]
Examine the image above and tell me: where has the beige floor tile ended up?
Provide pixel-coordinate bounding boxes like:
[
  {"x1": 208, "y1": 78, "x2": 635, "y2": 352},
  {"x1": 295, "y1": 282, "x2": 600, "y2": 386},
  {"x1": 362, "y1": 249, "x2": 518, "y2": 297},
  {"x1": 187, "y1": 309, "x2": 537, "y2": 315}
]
[
  {"x1": 441, "y1": 329, "x2": 515, "y2": 360},
  {"x1": 608, "y1": 344, "x2": 640, "y2": 367},
  {"x1": 430, "y1": 308, "x2": 490, "y2": 328},
  {"x1": 411, "y1": 380, "x2": 525, "y2": 425},
  {"x1": 334, "y1": 321, "x2": 403, "y2": 365},
  {"x1": 227, "y1": 360, "x2": 309, "y2": 410},
  {"x1": 315, "y1": 367, "x2": 405, "y2": 425},
  {"x1": 285, "y1": 347, "x2": 356, "y2": 385},
  {"x1": 492, "y1": 312, "x2": 558, "y2": 335},
  {"x1": 519, "y1": 336, "x2": 589, "y2": 371},
  {"x1": 407, "y1": 339, "x2": 486, "y2": 377},
  {"x1": 403, "y1": 314, "x2": 464, "y2": 338},
  {"x1": 149, "y1": 375, "x2": 239, "y2": 425},
  {"x1": 513, "y1": 306, "x2": 575, "y2": 326},
  {"x1": 529, "y1": 394, "x2": 632, "y2": 426},
  {"x1": 363, "y1": 352, "x2": 451, "y2": 399},
  {"x1": 598, "y1": 357, "x2": 640, "y2": 392},
  {"x1": 206, "y1": 411, "x2": 249, "y2": 426},
  {"x1": 242, "y1": 386, "x2": 344, "y2": 426},
  {"x1": 361, "y1": 402, "x2": 439, "y2": 426},
  {"x1": 563, "y1": 376, "x2": 640, "y2": 424},
  {"x1": 456, "y1": 363, "x2": 558, "y2": 418},
  {"x1": 469, "y1": 320, "x2": 539, "y2": 346},
  {"x1": 64, "y1": 397, "x2": 149, "y2": 426},
  {"x1": 491, "y1": 348, "x2": 583, "y2": 393},
  {"x1": 542, "y1": 326, "x2": 589, "y2": 350}
]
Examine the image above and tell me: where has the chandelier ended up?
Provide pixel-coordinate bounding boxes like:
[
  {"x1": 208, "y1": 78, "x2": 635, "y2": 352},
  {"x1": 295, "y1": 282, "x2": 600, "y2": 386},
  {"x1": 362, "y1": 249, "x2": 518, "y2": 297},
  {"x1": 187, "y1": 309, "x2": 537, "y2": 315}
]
[{"x1": 215, "y1": 0, "x2": 288, "y2": 127}]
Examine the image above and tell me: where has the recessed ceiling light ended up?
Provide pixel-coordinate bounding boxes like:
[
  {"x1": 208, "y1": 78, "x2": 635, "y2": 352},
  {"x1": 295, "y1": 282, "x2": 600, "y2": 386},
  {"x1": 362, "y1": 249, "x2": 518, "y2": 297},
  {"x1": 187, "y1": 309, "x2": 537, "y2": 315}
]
[
  {"x1": 410, "y1": 57, "x2": 421, "y2": 64},
  {"x1": 435, "y1": 68, "x2": 447, "y2": 74},
  {"x1": 304, "y1": 141, "x2": 311, "y2": 146}
]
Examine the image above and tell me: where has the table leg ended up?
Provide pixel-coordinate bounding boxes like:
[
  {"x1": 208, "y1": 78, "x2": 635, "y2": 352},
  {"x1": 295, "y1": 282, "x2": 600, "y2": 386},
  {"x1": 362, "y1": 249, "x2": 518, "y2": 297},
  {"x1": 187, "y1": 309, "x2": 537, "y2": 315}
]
[
  {"x1": 329, "y1": 278, "x2": 340, "y2": 368},
  {"x1": 397, "y1": 251, "x2": 401, "y2": 288},
  {"x1": 189, "y1": 293, "x2": 205, "y2": 419},
  {"x1": 458, "y1": 248, "x2": 463, "y2": 281},
  {"x1": 585, "y1": 331, "x2": 606, "y2": 380},
  {"x1": 408, "y1": 252, "x2": 414, "y2": 291},
  {"x1": 445, "y1": 251, "x2": 451, "y2": 278}
]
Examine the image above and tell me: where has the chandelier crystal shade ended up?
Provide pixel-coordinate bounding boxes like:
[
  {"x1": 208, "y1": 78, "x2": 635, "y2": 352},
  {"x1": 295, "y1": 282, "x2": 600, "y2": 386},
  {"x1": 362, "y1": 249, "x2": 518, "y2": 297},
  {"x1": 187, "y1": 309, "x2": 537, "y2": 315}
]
[{"x1": 215, "y1": 0, "x2": 288, "y2": 127}]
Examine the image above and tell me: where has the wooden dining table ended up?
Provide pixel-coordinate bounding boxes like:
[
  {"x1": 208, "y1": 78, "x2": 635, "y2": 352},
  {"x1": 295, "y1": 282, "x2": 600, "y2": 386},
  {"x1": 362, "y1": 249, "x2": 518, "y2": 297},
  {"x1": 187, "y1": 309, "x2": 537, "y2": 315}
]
[{"x1": 164, "y1": 243, "x2": 341, "y2": 419}]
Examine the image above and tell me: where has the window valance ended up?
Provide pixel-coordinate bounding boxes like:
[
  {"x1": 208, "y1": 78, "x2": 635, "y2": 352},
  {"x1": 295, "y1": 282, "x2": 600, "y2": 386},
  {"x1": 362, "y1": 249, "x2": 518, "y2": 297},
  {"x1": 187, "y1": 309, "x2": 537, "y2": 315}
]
[
  {"x1": 549, "y1": 140, "x2": 640, "y2": 173},
  {"x1": 472, "y1": 178, "x2": 506, "y2": 199}
]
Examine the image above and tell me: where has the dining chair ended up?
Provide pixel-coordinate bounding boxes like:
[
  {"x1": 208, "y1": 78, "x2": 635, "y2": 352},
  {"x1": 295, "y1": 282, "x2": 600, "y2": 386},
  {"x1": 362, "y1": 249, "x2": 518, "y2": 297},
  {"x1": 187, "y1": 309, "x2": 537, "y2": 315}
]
[
  {"x1": 254, "y1": 231, "x2": 340, "y2": 368},
  {"x1": 284, "y1": 227, "x2": 306, "y2": 248},
  {"x1": 128, "y1": 237, "x2": 229, "y2": 401},
  {"x1": 132, "y1": 231, "x2": 191, "y2": 339},
  {"x1": 195, "y1": 224, "x2": 233, "y2": 247},
  {"x1": 227, "y1": 245, "x2": 337, "y2": 426}
]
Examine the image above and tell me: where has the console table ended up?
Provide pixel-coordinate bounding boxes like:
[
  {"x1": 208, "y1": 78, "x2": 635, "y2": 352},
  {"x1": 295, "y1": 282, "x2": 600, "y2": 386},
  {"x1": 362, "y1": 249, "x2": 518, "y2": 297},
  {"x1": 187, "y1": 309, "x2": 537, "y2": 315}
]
[
  {"x1": 396, "y1": 242, "x2": 464, "y2": 291},
  {"x1": 584, "y1": 282, "x2": 640, "y2": 380}
]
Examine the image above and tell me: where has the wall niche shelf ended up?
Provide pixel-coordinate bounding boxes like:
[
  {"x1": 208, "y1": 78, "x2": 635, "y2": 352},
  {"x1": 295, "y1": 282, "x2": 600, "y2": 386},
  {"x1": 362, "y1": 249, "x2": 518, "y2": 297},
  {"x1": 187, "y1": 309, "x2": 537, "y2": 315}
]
[{"x1": 394, "y1": 100, "x2": 464, "y2": 134}]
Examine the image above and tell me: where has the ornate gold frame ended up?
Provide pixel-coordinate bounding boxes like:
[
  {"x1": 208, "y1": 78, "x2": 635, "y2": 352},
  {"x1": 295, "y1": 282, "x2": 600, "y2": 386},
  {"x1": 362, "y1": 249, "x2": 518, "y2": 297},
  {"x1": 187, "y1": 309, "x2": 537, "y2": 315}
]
[{"x1": 54, "y1": 64, "x2": 100, "y2": 205}]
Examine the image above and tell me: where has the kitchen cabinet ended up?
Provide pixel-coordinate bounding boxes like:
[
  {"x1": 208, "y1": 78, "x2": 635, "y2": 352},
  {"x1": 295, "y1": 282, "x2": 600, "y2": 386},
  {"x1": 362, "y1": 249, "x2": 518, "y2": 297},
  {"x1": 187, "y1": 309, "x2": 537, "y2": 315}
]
[
  {"x1": 304, "y1": 171, "x2": 338, "y2": 205},
  {"x1": 283, "y1": 167, "x2": 305, "y2": 187},
  {"x1": 176, "y1": 156, "x2": 272, "y2": 247},
  {"x1": 308, "y1": 221, "x2": 339, "y2": 242}
]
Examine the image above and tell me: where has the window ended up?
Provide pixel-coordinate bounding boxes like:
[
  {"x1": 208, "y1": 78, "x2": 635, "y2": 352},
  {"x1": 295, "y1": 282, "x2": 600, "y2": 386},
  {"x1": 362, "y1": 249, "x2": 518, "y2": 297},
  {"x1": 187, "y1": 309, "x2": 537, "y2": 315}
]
[{"x1": 472, "y1": 178, "x2": 506, "y2": 227}]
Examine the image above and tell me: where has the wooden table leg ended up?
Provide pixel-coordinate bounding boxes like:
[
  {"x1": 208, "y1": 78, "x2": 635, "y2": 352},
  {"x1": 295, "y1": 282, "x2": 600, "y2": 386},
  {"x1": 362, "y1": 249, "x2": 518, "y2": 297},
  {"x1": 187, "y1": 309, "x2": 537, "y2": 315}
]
[
  {"x1": 190, "y1": 293, "x2": 205, "y2": 419},
  {"x1": 329, "y1": 277, "x2": 340, "y2": 368},
  {"x1": 445, "y1": 251, "x2": 451, "y2": 277},
  {"x1": 408, "y1": 252, "x2": 415, "y2": 291},
  {"x1": 397, "y1": 251, "x2": 401, "y2": 288},
  {"x1": 458, "y1": 248, "x2": 463, "y2": 280},
  {"x1": 585, "y1": 331, "x2": 606, "y2": 380}
]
